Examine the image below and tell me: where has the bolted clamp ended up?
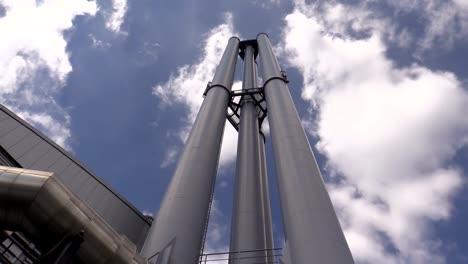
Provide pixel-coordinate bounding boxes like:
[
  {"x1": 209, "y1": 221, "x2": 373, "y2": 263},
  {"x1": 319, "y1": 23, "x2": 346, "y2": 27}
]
[
  {"x1": 280, "y1": 69, "x2": 289, "y2": 83},
  {"x1": 202, "y1": 81, "x2": 212, "y2": 97},
  {"x1": 203, "y1": 81, "x2": 231, "y2": 98},
  {"x1": 262, "y1": 69, "x2": 289, "y2": 90}
]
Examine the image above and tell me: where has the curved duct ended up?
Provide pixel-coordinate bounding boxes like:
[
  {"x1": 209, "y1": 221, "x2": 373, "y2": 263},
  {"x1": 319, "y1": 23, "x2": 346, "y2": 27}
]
[{"x1": 0, "y1": 166, "x2": 147, "y2": 264}]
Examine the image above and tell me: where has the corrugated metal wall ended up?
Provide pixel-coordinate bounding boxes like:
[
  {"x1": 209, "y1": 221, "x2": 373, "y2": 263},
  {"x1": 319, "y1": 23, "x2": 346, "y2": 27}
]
[{"x1": 0, "y1": 105, "x2": 150, "y2": 249}]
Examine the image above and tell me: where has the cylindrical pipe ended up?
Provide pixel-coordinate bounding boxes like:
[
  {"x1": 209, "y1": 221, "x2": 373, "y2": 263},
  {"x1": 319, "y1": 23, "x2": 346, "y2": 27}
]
[
  {"x1": 254, "y1": 56, "x2": 275, "y2": 263},
  {"x1": 229, "y1": 45, "x2": 265, "y2": 264},
  {"x1": 0, "y1": 166, "x2": 146, "y2": 264},
  {"x1": 256, "y1": 33, "x2": 354, "y2": 264},
  {"x1": 141, "y1": 37, "x2": 240, "y2": 264},
  {"x1": 258, "y1": 131, "x2": 274, "y2": 263}
]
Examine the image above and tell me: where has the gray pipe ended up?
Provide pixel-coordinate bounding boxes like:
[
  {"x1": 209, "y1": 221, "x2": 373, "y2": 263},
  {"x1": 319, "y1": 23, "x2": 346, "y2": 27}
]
[
  {"x1": 229, "y1": 45, "x2": 265, "y2": 264},
  {"x1": 0, "y1": 166, "x2": 147, "y2": 264},
  {"x1": 258, "y1": 131, "x2": 274, "y2": 263},
  {"x1": 256, "y1": 33, "x2": 354, "y2": 264},
  {"x1": 141, "y1": 37, "x2": 240, "y2": 264}
]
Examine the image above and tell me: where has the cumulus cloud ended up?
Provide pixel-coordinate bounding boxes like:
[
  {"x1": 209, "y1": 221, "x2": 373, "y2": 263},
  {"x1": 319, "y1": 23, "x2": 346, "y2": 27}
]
[
  {"x1": 298, "y1": 0, "x2": 468, "y2": 52},
  {"x1": 105, "y1": 0, "x2": 128, "y2": 34},
  {"x1": 153, "y1": 13, "x2": 240, "y2": 167},
  {"x1": 0, "y1": 0, "x2": 97, "y2": 149},
  {"x1": 383, "y1": 0, "x2": 468, "y2": 50},
  {"x1": 282, "y1": 4, "x2": 468, "y2": 264}
]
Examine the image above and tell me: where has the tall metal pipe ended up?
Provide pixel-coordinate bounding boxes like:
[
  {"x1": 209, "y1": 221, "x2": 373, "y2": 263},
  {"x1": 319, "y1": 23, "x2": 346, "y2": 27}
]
[
  {"x1": 229, "y1": 45, "x2": 265, "y2": 264},
  {"x1": 141, "y1": 37, "x2": 240, "y2": 264},
  {"x1": 258, "y1": 131, "x2": 274, "y2": 263},
  {"x1": 256, "y1": 33, "x2": 354, "y2": 264}
]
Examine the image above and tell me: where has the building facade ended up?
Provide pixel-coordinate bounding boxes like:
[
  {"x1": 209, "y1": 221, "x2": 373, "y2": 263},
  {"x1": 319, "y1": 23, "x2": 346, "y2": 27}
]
[{"x1": 0, "y1": 104, "x2": 151, "y2": 263}]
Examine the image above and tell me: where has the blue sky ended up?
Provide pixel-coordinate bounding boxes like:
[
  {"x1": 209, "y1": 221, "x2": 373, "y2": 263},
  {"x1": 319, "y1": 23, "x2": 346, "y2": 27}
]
[{"x1": 1, "y1": 0, "x2": 468, "y2": 263}]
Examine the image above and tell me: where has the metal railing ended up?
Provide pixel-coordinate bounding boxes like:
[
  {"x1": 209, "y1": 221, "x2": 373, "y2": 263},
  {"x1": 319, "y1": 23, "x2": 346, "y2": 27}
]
[{"x1": 199, "y1": 248, "x2": 282, "y2": 264}]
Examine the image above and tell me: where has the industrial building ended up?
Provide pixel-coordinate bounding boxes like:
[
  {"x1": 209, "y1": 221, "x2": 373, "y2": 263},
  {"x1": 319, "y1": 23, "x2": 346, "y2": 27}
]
[
  {"x1": 0, "y1": 103, "x2": 151, "y2": 263},
  {"x1": 0, "y1": 34, "x2": 353, "y2": 264}
]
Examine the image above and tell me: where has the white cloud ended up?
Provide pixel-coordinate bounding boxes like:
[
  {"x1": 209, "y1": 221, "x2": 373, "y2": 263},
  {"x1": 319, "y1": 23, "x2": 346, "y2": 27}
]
[
  {"x1": 105, "y1": 0, "x2": 127, "y2": 34},
  {"x1": 282, "y1": 5, "x2": 468, "y2": 264},
  {"x1": 160, "y1": 146, "x2": 178, "y2": 168},
  {"x1": 253, "y1": 0, "x2": 282, "y2": 9},
  {"x1": 454, "y1": 0, "x2": 468, "y2": 8},
  {"x1": 89, "y1": 33, "x2": 111, "y2": 49},
  {"x1": 0, "y1": 0, "x2": 96, "y2": 86},
  {"x1": 16, "y1": 110, "x2": 71, "y2": 149},
  {"x1": 386, "y1": 0, "x2": 468, "y2": 50},
  {"x1": 142, "y1": 210, "x2": 154, "y2": 218},
  {"x1": 153, "y1": 13, "x2": 240, "y2": 167},
  {"x1": 298, "y1": 0, "x2": 468, "y2": 52},
  {"x1": 0, "y1": 0, "x2": 97, "y2": 149}
]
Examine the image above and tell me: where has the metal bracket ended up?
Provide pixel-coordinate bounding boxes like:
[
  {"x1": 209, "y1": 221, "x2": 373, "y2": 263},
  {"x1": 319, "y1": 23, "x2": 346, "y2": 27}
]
[
  {"x1": 203, "y1": 82, "x2": 212, "y2": 97},
  {"x1": 226, "y1": 87, "x2": 267, "y2": 132},
  {"x1": 203, "y1": 82, "x2": 231, "y2": 97},
  {"x1": 238, "y1": 39, "x2": 259, "y2": 60},
  {"x1": 262, "y1": 70, "x2": 290, "y2": 91},
  {"x1": 280, "y1": 70, "x2": 289, "y2": 83}
]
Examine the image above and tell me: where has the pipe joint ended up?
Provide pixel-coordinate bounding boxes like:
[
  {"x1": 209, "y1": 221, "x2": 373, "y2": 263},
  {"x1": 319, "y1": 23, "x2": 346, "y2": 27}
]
[
  {"x1": 262, "y1": 70, "x2": 289, "y2": 91},
  {"x1": 203, "y1": 82, "x2": 231, "y2": 97}
]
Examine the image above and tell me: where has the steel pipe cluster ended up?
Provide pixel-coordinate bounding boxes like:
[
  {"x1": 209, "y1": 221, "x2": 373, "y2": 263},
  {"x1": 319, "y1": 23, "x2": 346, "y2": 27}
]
[
  {"x1": 142, "y1": 35, "x2": 354, "y2": 264},
  {"x1": 229, "y1": 43, "x2": 272, "y2": 264},
  {"x1": 0, "y1": 35, "x2": 352, "y2": 264}
]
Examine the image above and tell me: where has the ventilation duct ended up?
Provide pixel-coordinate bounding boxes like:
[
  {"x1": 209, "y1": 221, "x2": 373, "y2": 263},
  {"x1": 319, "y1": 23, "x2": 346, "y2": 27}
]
[{"x1": 0, "y1": 166, "x2": 147, "y2": 264}]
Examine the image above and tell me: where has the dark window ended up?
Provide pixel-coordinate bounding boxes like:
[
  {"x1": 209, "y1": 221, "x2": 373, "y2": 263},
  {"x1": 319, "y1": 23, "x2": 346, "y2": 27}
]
[{"x1": 0, "y1": 146, "x2": 21, "y2": 168}]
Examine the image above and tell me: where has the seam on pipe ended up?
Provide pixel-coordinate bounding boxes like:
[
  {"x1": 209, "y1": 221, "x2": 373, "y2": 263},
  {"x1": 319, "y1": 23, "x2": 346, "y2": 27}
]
[{"x1": 262, "y1": 76, "x2": 289, "y2": 90}]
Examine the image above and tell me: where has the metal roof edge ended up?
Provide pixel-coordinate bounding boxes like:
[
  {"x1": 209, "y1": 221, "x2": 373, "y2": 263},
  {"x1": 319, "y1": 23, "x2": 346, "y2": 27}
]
[{"x1": 0, "y1": 104, "x2": 152, "y2": 226}]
